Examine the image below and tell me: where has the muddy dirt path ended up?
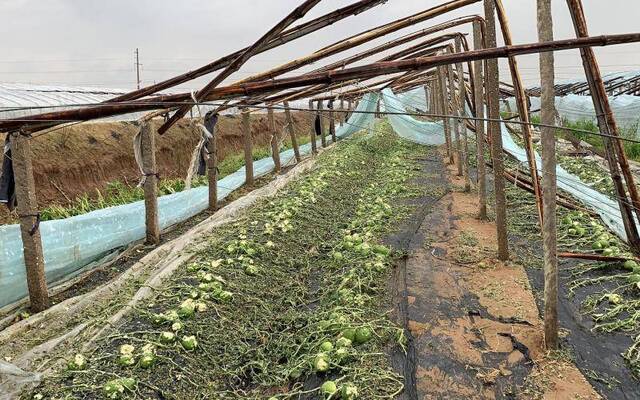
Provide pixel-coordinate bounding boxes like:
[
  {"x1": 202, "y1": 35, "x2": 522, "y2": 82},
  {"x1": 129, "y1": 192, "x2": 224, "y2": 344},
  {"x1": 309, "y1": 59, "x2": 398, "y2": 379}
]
[{"x1": 391, "y1": 153, "x2": 599, "y2": 399}]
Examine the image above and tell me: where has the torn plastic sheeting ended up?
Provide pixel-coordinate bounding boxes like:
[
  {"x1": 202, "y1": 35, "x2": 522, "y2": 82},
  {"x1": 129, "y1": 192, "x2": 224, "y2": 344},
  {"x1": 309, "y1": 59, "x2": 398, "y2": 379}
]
[
  {"x1": 0, "y1": 360, "x2": 41, "y2": 399},
  {"x1": 380, "y1": 88, "x2": 446, "y2": 146},
  {"x1": 0, "y1": 93, "x2": 379, "y2": 308},
  {"x1": 504, "y1": 94, "x2": 640, "y2": 136},
  {"x1": 499, "y1": 121, "x2": 629, "y2": 242},
  {"x1": 381, "y1": 88, "x2": 629, "y2": 242}
]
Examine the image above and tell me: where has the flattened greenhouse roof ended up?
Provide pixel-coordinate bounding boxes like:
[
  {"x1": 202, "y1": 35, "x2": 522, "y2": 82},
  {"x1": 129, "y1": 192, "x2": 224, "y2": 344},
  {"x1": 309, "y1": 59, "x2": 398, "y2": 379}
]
[{"x1": 0, "y1": 83, "x2": 149, "y2": 121}]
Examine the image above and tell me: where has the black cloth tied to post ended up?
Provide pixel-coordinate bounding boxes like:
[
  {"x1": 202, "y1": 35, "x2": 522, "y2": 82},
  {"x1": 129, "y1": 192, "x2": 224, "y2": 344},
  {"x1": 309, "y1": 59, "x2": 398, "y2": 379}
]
[
  {"x1": 198, "y1": 111, "x2": 219, "y2": 176},
  {"x1": 0, "y1": 136, "x2": 16, "y2": 211},
  {"x1": 314, "y1": 114, "x2": 322, "y2": 137}
]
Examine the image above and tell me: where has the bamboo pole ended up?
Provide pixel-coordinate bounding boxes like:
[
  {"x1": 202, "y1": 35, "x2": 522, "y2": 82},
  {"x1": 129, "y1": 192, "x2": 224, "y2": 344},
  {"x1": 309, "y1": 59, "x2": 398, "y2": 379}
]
[
  {"x1": 140, "y1": 122, "x2": 160, "y2": 245},
  {"x1": 235, "y1": 0, "x2": 481, "y2": 86},
  {"x1": 423, "y1": 85, "x2": 430, "y2": 113},
  {"x1": 447, "y1": 61, "x2": 463, "y2": 174},
  {"x1": 485, "y1": 0, "x2": 509, "y2": 260},
  {"x1": 454, "y1": 38, "x2": 469, "y2": 188},
  {"x1": 537, "y1": 0, "x2": 558, "y2": 351},
  {"x1": 242, "y1": 109, "x2": 254, "y2": 186},
  {"x1": 329, "y1": 101, "x2": 337, "y2": 143},
  {"x1": 9, "y1": 32, "x2": 640, "y2": 134},
  {"x1": 11, "y1": 132, "x2": 50, "y2": 312},
  {"x1": 309, "y1": 100, "x2": 318, "y2": 155},
  {"x1": 318, "y1": 101, "x2": 327, "y2": 148},
  {"x1": 473, "y1": 20, "x2": 488, "y2": 219},
  {"x1": 159, "y1": 0, "x2": 322, "y2": 134},
  {"x1": 268, "y1": 108, "x2": 281, "y2": 173},
  {"x1": 204, "y1": 113, "x2": 218, "y2": 211},
  {"x1": 111, "y1": 0, "x2": 388, "y2": 103},
  {"x1": 428, "y1": 82, "x2": 437, "y2": 115},
  {"x1": 283, "y1": 101, "x2": 301, "y2": 162},
  {"x1": 437, "y1": 65, "x2": 453, "y2": 163},
  {"x1": 566, "y1": 0, "x2": 640, "y2": 250},
  {"x1": 495, "y1": 0, "x2": 543, "y2": 225}
]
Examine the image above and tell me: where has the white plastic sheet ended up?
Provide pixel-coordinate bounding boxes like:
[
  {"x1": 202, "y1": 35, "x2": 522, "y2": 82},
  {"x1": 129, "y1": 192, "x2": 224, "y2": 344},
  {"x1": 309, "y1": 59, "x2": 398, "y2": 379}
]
[
  {"x1": 385, "y1": 88, "x2": 630, "y2": 242},
  {"x1": 380, "y1": 88, "x2": 446, "y2": 146},
  {"x1": 504, "y1": 94, "x2": 640, "y2": 136},
  {"x1": 0, "y1": 94, "x2": 379, "y2": 308}
]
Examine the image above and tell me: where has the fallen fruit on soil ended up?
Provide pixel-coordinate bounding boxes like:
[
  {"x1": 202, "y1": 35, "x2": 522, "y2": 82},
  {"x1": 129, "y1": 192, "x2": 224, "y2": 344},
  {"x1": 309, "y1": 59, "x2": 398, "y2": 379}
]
[
  {"x1": 139, "y1": 353, "x2": 155, "y2": 368},
  {"x1": 320, "y1": 341, "x2": 334, "y2": 352},
  {"x1": 181, "y1": 335, "x2": 198, "y2": 350},
  {"x1": 103, "y1": 378, "x2": 136, "y2": 399},
  {"x1": 342, "y1": 383, "x2": 359, "y2": 399},
  {"x1": 354, "y1": 326, "x2": 373, "y2": 344},
  {"x1": 160, "y1": 331, "x2": 175, "y2": 343},
  {"x1": 321, "y1": 380, "x2": 338, "y2": 396},
  {"x1": 314, "y1": 353, "x2": 331, "y2": 372},
  {"x1": 67, "y1": 354, "x2": 86, "y2": 371}
]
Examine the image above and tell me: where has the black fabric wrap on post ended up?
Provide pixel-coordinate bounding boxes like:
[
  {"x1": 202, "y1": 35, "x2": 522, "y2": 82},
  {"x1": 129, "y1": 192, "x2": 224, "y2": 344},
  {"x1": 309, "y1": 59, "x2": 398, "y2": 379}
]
[
  {"x1": 198, "y1": 111, "x2": 219, "y2": 176},
  {"x1": 314, "y1": 114, "x2": 322, "y2": 137},
  {"x1": 0, "y1": 136, "x2": 16, "y2": 211}
]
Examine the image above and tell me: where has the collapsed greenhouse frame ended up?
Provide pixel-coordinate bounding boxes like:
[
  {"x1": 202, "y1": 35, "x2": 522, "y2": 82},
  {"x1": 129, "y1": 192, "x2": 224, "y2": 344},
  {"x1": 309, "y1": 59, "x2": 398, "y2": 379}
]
[{"x1": 1, "y1": 0, "x2": 640, "y2": 377}]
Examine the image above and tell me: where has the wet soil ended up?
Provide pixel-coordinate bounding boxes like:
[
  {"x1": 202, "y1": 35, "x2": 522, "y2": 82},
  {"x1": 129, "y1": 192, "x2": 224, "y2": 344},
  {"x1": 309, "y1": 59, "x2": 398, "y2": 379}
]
[
  {"x1": 388, "y1": 152, "x2": 598, "y2": 399},
  {"x1": 515, "y1": 235, "x2": 638, "y2": 399}
]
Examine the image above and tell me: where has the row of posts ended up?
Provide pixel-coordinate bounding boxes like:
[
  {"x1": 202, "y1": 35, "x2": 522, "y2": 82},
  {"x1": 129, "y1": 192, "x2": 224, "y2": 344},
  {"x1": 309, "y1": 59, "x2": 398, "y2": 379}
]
[{"x1": 10, "y1": 99, "x2": 352, "y2": 312}]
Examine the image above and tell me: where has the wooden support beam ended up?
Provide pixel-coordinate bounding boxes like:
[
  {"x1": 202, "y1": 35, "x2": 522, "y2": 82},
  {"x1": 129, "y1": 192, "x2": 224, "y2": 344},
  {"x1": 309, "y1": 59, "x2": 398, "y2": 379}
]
[
  {"x1": 496, "y1": 0, "x2": 543, "y2": 226},
  {"x1": 159, "y1": 0, "x2": 322, "y2": 134},
  {"x1": 485, "y1": 0, "x2": 509, "y2": 261},
  {"x1": 11, "y1": 132, "x2": 50, "y2": 312},
  {"x1": 455, "y1": 40, "x2": 469, "y2": 185},
  {"x1": 310, "y1": 100, "x2": 318, "y2": 155},
  {"x1": 566, "y1": 0, "x2": 640, "y2": 250},
  {"x1": 111, "y1": 0, "x2": 387, "y2": 103},
  {"x1": 205, "y1": 114, "x2": 218, "y2": 211},
  {"x1": 268, "y1": 108, "x2": 281, "y2": 173},
  {"x1": 235, "y1": 0, "x2": 481, "y2": 87},
  {"x1": 423, "y1": 85, "x2": 430, "y2": 113},
  {"x1": 447, "y1": 61, "x2": 463, "y2": 175},
  {"x1": 9, "y1": 32, "x2": 640, "y2": 134},
  {"x1": 242, "y1": 109, "x2": 254, "y2": 186},
  {"x1": 318, "y1": 101, "x2": 327, "y2": 148},
  {"x1": 438, "y1": 65, "x2": 453, "y2": 164},
  {"x1": 473, "y1": 20, "x2": 488, "y2": 219},
  {"x1": 283, "y1": 101, "x2": 301, "y2": 162},
  {"x1": 140, "y1": 122, "x2": 160, "y2": 245},
  {"x1": 537, "y1": 0, "x2": 558, "y2": 351},
  {"x1": 329, "y1": 101, "x2": 337, "y2": 143}
]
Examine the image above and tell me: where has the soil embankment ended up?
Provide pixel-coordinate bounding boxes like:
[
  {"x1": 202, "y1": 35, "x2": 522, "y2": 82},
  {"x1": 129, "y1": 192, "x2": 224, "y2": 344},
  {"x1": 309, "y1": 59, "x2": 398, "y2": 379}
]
[{"x1": 0, "y1": 112, "x2": 313, "y2": 224}]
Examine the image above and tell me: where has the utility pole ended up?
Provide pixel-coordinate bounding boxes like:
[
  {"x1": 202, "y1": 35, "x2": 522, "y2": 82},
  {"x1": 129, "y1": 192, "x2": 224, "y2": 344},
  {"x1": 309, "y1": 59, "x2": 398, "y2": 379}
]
[{"x1": 135, "y1": 48, "x2": 142, "y2": 90}]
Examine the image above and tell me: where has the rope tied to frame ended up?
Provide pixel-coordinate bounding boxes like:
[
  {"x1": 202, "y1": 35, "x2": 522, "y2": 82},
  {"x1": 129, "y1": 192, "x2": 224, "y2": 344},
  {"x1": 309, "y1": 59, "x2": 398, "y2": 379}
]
[
  {"x1": 185, "y1": 91, "x2": 218, "y2": 190},
  {"x1": 132, "y1": 121, "x2": 153, "y2": 187}
]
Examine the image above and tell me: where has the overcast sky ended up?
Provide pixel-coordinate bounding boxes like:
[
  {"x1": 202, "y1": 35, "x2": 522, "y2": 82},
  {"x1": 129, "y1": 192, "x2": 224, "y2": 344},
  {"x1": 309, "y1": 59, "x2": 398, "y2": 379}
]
[{"x1": 0, "y1": 0, "x2": 638, "y2": 92}]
